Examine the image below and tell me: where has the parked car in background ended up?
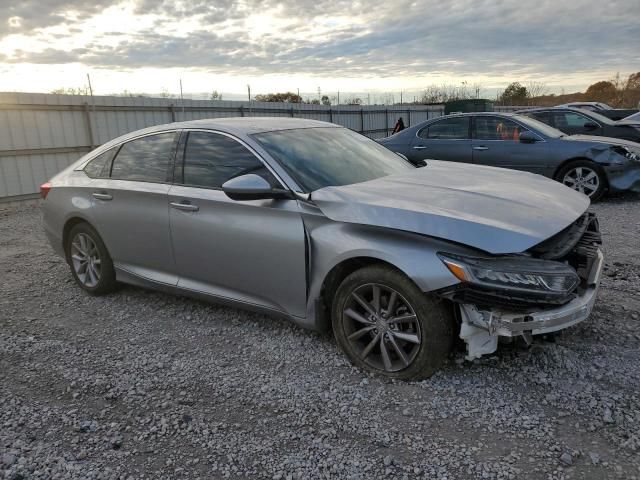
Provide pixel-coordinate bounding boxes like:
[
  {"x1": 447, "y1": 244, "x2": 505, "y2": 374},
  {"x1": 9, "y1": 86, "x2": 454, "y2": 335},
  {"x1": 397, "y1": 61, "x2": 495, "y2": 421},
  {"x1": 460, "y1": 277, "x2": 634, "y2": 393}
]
[
  {"x1": 556, "y1": 102, "x2": 638, "y2": 121},
  {"x1": 518, "y1": 107, "x2": 640, "y2": 143},
  {"x1": 557, "y1": 102, "x2": 612, "y2": 111},
  {"x1": 378, "y1": 112, "x2": 640, "y2": 200},
  {"x1": 41, "y1": 118, "x2": 604, "y2": 379}
]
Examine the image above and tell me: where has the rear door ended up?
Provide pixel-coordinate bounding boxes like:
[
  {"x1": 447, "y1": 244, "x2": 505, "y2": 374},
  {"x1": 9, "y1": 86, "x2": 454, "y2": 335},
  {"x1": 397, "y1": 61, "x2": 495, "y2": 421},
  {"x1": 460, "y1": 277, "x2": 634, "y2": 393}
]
[
  {"x1": 90, "y1": 131, "x2": 179, "y2": 285},
  {"x1": 168, "y1": 130, "x2": 307, "y2": 318},
  {"x1": 471, "y1": 116, "x2": 550, "y2": 175},
  {"x1": 410, "y1": 116, "x2": 472, "y2": 163}
]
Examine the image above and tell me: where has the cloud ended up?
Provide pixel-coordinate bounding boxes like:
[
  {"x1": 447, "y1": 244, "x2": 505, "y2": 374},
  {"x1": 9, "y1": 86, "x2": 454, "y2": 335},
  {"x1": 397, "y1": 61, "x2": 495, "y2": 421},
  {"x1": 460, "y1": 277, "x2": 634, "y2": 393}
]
[
  {"x1": 2, "y1": 0, "x2": 639, "y2": 84},
  {"x1": 1, "y1": 0, "x2": 117, "y2": 35}
]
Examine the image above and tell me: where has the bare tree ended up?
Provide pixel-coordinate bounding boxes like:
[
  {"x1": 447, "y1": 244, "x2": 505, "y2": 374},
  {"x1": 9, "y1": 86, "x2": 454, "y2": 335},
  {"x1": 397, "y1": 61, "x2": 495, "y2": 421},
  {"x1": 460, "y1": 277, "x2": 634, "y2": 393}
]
[
  {"x1": 50, "y1": 86, "x2": 91, "y2": 95},
  {"x1": 526, "y1": 82, "x2": 549, "y2": 104}
]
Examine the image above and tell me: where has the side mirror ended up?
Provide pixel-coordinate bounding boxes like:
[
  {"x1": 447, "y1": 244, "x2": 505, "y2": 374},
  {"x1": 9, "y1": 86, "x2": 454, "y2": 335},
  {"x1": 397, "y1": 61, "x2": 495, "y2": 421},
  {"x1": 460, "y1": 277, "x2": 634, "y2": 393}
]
[
  {"x1": 519, "y1": 131, "x2": 539, "y2": 143},
  {"x1": 583, "y1": 122, "x2": 598, "y2": 130},
  {"x1": 222, "y1": 174, "x2": 291, "y2": 201}
]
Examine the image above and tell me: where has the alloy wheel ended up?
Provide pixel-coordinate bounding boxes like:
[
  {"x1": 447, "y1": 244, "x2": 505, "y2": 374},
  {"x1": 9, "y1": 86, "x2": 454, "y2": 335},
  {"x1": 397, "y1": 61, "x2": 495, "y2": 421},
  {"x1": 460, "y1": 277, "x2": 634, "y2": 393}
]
[
  {"x1": 562, "y1": 166, "x2": 600, "y2": 197},
  {"x1": 70, "y1": 233, "x2": 101, "y2": 288},
  {"x1": 342, "y1": 283, "x2": 422, "y2": 373}
]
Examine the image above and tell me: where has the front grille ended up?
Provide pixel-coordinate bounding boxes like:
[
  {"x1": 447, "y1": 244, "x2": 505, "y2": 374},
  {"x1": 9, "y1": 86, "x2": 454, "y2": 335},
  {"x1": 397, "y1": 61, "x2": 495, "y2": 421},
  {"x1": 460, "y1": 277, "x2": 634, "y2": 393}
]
[
  {"x1": 444, "y1": 284, "x2": 577, "y2": 311},
  {"x1": 532, "y1": 212, "x2": 602, "y2": 287}
]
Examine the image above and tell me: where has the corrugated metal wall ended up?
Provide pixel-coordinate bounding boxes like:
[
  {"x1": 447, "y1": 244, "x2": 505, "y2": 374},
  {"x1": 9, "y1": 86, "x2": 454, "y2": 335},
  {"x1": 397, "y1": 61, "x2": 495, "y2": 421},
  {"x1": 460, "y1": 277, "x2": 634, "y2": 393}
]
[{"x1": 0, "y1": 92, "x2": 444, "y2": 200}]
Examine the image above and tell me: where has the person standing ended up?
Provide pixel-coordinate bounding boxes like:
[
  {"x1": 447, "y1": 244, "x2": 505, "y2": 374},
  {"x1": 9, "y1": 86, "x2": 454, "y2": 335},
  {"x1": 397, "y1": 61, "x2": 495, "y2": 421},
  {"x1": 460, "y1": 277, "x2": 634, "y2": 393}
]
[{"x1": 392, "y1": 117, "x2": 406, "y2": 134}]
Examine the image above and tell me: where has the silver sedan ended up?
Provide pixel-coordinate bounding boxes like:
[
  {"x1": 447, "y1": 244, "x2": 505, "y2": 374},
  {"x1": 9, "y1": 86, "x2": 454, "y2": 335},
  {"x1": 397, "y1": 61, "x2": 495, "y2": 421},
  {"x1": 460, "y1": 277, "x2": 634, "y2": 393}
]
[{"x1": 41, "y1": 118, "x2": 604, "y2": 379}]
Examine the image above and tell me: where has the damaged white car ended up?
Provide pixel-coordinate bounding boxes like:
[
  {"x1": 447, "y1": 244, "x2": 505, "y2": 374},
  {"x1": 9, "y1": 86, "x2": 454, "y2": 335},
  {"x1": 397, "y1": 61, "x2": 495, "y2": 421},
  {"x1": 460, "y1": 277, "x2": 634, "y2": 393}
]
[{"x1": 41, "y1": 118, "x2": 604, "y2": 380}]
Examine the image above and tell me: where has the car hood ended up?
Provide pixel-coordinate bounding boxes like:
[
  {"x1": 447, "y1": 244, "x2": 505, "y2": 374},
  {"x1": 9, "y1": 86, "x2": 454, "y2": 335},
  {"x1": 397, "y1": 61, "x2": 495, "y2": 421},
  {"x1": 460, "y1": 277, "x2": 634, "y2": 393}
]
[
  {"x1": 564, "y1": 134, "x2": 639, "y2": 148},
  {"x1": 312, "y1": 161, "x2": 589, "y2": 254}
]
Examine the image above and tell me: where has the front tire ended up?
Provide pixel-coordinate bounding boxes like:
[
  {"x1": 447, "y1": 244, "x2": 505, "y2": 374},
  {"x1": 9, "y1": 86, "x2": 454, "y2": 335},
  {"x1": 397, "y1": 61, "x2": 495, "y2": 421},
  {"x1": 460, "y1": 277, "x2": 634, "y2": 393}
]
[
  {"x1": 65, "y1": 223, "x2": 117, "y2": 295},
  {"x1": 332, "y1": 265, "x2": 454, "y2": 380},
  {"x1": 556, "y1": 160, "x2": 606, "y2": 201}
]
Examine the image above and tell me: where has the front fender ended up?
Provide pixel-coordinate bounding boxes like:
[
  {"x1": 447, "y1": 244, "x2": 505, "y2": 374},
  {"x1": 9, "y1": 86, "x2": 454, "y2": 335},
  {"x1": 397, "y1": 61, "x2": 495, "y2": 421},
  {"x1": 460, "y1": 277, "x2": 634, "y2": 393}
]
[{"x1": 302, "y1": 216, "x2": 474, "y2": 329}]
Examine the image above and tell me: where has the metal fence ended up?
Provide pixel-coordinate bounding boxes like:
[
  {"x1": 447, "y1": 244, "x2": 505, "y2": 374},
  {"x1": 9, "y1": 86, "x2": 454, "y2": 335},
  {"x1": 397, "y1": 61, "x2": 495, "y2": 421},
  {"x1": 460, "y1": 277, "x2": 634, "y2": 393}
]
[{"x1": 0, "y1": 92, "x2": 444, "y2": 201}]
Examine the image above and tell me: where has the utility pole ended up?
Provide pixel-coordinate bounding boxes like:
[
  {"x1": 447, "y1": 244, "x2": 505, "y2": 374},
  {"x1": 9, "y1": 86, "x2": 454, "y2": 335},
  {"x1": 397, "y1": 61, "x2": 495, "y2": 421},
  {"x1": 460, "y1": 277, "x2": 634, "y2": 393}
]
[
  {"x1": 317, "y1": 87, "x2": 321, "y2": 102},
  {"x1": 400, "y1": 91, "x2": 403, "y2": 105},
  {"x1": 247, "y1": 84, "x2": 252, "y2": 115},
  {"x1": 86, "y1": 73, "x2": 95, "y2": 112},
  {"x1": 179, "y1": 78, "x2": 184, "y2": 115},
  {"x1": 337, "y1": 91, "x2": 340, "y2": 105}
]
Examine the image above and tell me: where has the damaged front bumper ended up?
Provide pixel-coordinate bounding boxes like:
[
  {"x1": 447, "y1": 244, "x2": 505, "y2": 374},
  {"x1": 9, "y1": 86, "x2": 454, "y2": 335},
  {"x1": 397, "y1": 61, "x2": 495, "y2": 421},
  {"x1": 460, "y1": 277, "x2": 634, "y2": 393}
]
[{"x1": 459, "y1": 249, "x2": 604, "y2": 360}]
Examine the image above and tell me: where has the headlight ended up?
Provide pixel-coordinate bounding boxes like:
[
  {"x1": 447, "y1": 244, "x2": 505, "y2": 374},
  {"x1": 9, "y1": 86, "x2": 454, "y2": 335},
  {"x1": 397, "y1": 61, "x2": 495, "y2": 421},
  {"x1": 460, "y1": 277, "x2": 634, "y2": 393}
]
[
  {"x1": 438, "y1": 253, "x2": 579, "y2": 295},
  {"x1": 612, "y1": 145, "x2": 640, "y2": 162}
]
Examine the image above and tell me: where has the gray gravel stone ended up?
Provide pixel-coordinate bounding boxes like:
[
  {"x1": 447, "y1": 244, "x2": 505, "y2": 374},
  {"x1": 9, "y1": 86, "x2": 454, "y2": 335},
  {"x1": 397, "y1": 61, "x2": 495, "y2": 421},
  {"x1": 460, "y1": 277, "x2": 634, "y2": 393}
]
[{"x1": 1, "y1": 196, "x2": 640, "y2": 479}]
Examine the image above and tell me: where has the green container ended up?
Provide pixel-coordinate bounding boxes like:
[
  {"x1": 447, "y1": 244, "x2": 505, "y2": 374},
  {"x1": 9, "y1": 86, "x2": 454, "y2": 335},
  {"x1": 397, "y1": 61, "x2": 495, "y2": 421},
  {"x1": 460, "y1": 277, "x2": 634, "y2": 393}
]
[{"x1": 444, "y1": 99, "x2": 494, "y2": 115}]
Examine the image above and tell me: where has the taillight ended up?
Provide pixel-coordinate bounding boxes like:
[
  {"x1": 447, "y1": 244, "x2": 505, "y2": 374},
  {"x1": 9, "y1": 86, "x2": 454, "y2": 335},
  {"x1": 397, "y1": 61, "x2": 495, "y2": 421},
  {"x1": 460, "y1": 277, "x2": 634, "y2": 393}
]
[{"x1": 40, "y1": 182, "x2": 52, "y2": 199}]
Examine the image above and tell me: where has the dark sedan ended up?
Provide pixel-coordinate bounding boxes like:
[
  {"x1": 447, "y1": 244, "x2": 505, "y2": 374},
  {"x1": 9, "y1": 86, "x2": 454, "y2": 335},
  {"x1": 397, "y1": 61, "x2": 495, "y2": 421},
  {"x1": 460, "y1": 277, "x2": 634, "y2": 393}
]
[
  {"x1": 378, "y1": 112, "x2": 640, "y2": 200},
  {"x1": 518, "y1": 107, "x2": 640, "y2": 143}
]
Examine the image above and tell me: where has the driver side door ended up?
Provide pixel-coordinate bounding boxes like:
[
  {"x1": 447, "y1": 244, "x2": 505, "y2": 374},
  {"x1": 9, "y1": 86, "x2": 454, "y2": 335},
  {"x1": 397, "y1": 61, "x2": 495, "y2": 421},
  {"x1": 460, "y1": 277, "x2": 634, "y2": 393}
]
[{"x1": 168, "y1": 130, "x2": 308, "y2": 318}]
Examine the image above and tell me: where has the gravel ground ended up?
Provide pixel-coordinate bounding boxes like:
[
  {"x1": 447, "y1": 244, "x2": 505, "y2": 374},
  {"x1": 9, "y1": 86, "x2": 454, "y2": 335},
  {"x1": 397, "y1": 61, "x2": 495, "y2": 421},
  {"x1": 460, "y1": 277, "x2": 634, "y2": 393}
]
[{"x1": 1, "y1": 196, "x2": 639, "y2": 480}]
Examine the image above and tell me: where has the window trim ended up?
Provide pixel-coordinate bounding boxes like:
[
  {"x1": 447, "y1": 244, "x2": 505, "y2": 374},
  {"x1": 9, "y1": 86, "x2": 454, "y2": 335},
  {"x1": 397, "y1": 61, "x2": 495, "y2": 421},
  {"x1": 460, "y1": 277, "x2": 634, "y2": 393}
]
[
  {"x1": 416, "y1": 116, "x2": 471, "y2": 141},
  {"x1": 470, "y1": 115, "x2": 545, "y2": 143},
  {"x1": 175, "y1": 128, "x2": 288, "y2": 192}
]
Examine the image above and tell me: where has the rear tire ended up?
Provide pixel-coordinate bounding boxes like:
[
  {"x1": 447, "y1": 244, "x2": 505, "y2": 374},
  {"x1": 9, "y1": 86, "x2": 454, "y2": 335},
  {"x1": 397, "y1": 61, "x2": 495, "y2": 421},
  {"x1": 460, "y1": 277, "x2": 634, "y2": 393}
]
[
  {"x1": 332, "y1": 264, "x2": 454, "y2": 380},
  {"x1": 65, "y1": 223, "x2": 117, "y2": 295},
  {"x1": 555, "y1": 160, "x2": 606, "y2": 201}
]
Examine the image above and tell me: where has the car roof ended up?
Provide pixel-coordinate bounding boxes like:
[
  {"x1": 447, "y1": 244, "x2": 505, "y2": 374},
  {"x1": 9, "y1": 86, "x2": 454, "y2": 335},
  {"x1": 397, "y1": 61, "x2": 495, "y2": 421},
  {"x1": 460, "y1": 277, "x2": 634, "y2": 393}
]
[
  {"x1": 517, "y1": 106, "x2": 592, "y2": 113},
  {"x1": 155, "y1": 117, "x2": 337, "y2": 135},
  {"x1": 559, "y1": 102, "x2": 605, "y2": 107},
  {"x1": 101, "y1": 117, "x2": 338, "y2": 146},
  {"x1": 435, "y1": 112, "x2": 520, "y2": 118}
]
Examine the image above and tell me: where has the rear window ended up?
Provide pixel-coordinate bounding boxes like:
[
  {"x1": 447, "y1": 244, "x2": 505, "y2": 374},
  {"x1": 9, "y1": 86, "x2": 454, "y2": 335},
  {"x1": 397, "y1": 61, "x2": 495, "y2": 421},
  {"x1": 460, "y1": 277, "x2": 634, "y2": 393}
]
[
  {"x1": 419, "y1": 117, "x2": 469, "y2": 140},
  {"x1": 83, "y1": 148, "x2": 117, "y2": 178},
  {"x1": 110, "y1": 133, "x2": 177, "y2": 182}
]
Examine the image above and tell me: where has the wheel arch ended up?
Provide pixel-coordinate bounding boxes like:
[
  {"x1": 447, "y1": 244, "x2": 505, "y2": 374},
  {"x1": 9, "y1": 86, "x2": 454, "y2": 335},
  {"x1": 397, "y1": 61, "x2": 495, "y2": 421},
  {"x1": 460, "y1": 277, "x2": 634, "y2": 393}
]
[
  {"x1": 552, "y1": 157, "x2": 608, "y2": 185},
  {"x1": 62, "y1": 216, "x2": 97, "y2": 255},
  {"x1": 315, "y1": 256, "x2": 411, "y2": 332}
]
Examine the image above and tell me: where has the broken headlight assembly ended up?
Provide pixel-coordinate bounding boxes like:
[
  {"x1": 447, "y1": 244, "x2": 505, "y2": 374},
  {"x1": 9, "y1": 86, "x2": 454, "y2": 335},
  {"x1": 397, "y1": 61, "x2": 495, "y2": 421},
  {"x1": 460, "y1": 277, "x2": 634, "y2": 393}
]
[
  {"x1": 611, "y1": 145, "x2": 640, "y2": 162},
  {"x1": 438, "y1": 253, "x2": 580, "y2": 299}
]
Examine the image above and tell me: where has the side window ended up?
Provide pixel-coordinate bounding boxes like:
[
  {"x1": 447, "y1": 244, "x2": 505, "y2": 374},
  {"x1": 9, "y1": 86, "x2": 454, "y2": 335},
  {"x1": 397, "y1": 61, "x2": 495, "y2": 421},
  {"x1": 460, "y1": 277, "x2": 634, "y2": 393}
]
[
  {"x1": 473, "y1": 116, "x2": 528, "y2": 141},
  {"x1": 419, "y1": 117, "x2": 469, "y2": 140},
  {"x1": 554, "y1": 112, "x2": 591, "y2": 128},
  {"x1": 530, "y1": 111, "x2": 552, "y2": 125},
  {"x1": 182, "y1": 132, "x2": 277, "y2": 189},
  {"x1": 83, "y1": 148, "x2": 117, "y2": 178},
  {"x1": 110, "y1": 132, "x2": 177, "y2": 182}
]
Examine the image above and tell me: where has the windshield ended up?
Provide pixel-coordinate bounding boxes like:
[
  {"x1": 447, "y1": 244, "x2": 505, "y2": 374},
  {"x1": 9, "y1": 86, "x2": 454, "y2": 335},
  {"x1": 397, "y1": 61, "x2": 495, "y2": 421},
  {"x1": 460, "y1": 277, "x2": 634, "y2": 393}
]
[
  {"x1": 512, "y1": 115, "x2": 565, "y2": 138},
  {"x1": 623, "y1": 112, "x2": 640, "y2": 122},
  {"x1": 253, "y1": 127, "x2": 414, "y2": 192}
]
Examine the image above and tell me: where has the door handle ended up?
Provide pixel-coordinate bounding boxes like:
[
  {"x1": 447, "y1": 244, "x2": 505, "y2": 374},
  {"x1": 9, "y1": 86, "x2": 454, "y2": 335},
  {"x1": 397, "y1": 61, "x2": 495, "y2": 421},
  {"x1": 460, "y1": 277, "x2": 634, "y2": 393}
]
[
  {"x1": 413, "y1": 146, "x2": 427, "y2": 150},
  {"x1": 473, "y1": 146, "x2": 489, "y2": 151},
  {"x1": 170, "y1": 201, "x2": 199, "y2": 212},
  {"x1": 92, "y1": 192, "x2": 113, "y2": 201}
]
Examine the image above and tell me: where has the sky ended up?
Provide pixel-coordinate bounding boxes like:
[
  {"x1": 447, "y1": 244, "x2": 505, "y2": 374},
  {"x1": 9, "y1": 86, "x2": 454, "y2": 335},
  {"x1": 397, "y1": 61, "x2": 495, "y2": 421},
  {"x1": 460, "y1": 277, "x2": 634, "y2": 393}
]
[{"x1": 0, "y1": 0, "x2": 638, "y2": 100}]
